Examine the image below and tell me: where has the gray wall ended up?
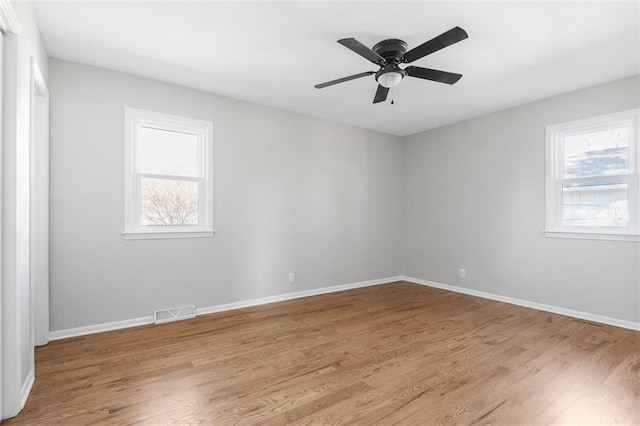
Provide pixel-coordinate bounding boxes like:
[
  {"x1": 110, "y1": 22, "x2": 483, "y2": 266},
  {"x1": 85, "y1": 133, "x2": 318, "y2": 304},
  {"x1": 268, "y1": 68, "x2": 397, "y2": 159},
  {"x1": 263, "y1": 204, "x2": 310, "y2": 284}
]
[
  {"x1": 403, "y1": 76, "x2": 640, "y2": 323},
  {"x1": 49, "y1": 58, "x2": 639, "y2": 332},
  {"x1": 49, "y1": 59, "x2": 403, "y2": 331}
]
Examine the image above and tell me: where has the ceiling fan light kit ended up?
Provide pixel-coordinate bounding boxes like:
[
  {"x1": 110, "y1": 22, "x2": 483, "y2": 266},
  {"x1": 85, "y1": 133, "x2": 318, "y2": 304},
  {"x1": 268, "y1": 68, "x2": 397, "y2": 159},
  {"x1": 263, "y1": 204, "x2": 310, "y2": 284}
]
[
  {"x1": 315, "y1": 26, "x2": 468, "y2": 104},
  {"x1": 377, "y1": 71, "x2": 403, "y2": 88}
]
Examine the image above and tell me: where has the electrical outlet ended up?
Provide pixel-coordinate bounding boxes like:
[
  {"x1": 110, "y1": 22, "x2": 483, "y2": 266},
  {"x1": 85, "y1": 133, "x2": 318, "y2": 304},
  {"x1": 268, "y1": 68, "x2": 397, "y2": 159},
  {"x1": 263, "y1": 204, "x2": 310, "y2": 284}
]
[
  {"x1": 288, "y1": 272, "x2": 295, "y2": 283},
  {"x1": 459, "y1": 268, "x2": 466, "y2": 279}
]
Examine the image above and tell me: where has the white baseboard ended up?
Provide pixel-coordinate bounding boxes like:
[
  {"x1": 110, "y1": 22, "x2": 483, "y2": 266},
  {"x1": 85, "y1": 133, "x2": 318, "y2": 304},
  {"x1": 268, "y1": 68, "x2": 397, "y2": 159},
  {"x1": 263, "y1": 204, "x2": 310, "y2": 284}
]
[
  {"x1": 49, "y1": 276, "x2": 403, "y2": 340},
  {"x1": 196, "y1": 276, "x2": 400, "y2": 316},
  {"x1": 402, "y1": 275, "x2": 640, "y2": 331},
  {"x1": 49, "y1": 315, "x2": 154, "y2": 340},
  {"x1": 49, "y1": 275, "x2": 636, "y2": 340},
  {"x1": 20, "y1": 369, "x2": 34, "y2": 410}
]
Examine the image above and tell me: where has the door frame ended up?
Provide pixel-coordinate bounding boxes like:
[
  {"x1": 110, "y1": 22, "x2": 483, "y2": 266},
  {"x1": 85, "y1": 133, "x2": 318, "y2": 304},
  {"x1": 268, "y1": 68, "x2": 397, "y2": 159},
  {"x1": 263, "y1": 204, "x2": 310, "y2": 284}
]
[
  {"x1": 0, "y1": 0, "x2": 26, "y2": 419},
  {"x1": 29, "y1": 56, "x2": 49, "y2": 348}
]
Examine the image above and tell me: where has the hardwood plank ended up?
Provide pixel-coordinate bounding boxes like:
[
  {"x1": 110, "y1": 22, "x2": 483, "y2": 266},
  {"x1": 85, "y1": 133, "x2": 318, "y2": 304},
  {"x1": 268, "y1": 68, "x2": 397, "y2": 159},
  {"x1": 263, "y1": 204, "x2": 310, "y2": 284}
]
[{"x1": 5, "y1": 282, "x2": 639, "y2": 425}]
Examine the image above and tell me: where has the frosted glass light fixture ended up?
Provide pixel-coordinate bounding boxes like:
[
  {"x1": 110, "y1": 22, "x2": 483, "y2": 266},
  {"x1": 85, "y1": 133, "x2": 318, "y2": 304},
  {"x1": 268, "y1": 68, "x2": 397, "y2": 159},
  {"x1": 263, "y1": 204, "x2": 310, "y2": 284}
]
[{"x1": 377, "y1": 71, "x2": 403, "y2": 88}]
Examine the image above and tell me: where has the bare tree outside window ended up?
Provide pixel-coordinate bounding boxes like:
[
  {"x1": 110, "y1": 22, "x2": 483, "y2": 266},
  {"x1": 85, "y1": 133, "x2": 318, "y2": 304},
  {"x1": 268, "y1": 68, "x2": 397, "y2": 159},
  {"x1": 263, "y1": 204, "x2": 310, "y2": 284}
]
[{"x1": 141, "y1": 178, "x2": 199, "y2": 225}]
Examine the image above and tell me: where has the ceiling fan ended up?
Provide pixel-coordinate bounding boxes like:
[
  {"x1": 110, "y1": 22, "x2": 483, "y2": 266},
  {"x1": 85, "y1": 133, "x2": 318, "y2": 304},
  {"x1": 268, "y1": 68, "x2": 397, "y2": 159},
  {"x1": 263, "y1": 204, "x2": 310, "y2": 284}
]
[{"x1": 314, "y1": 26, "x2": 468, "y2": 104}]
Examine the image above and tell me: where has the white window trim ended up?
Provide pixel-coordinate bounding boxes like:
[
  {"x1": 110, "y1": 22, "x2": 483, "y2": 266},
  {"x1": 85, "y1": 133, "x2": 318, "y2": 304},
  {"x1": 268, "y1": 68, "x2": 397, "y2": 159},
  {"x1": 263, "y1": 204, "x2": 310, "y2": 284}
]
[
  {"x1": 545, "y1": 108, "x2": 640, "y2": 242},
  {"x1": 123, "y1": 107, "x2": 215, "y2": 240}
]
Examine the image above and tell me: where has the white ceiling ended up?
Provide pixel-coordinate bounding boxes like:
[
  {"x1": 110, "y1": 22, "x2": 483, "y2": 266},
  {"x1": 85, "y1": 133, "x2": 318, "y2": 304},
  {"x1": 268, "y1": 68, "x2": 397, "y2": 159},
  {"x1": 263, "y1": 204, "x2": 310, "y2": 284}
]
[{"x1": 34, "y1": 1, "x2": 639, "y2": 136}]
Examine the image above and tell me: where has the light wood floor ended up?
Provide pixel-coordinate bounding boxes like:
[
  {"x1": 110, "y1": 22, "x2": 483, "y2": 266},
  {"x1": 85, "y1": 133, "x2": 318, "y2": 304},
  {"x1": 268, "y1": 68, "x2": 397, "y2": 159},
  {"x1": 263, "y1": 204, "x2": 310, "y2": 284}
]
[{"x1": 5, "y1": 281, "x2": 639, "y2": 425}]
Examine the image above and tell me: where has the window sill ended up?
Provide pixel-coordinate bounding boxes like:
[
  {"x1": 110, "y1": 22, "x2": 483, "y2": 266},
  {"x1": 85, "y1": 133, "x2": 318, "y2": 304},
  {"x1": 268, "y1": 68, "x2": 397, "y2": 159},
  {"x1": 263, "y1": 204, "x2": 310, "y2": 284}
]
[
  {"x1": 544, "y1": 230, "x2": 639, "y2": 242},
  {"x1": 123, "y1": 230, "x2": 216, "y2": 240}
]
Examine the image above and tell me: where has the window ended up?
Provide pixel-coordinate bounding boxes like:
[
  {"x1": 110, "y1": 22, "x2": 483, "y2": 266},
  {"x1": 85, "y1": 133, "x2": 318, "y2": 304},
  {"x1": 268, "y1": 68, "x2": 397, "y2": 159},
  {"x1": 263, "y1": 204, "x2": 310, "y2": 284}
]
[
  {"x1": 545, "y1": 109, "x2": 639, "y2": 241},
  {"x1": 124, "y1": 107, "x2": 214, "y2": 239}
]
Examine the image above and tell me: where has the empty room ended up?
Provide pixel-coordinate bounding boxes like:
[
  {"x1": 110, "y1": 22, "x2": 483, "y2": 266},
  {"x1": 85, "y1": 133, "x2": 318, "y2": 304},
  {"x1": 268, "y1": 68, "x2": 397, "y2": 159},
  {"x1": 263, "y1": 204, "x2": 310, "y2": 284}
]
[{"x1": 1, "y1": 0, "x2": 638, "y2": 424}]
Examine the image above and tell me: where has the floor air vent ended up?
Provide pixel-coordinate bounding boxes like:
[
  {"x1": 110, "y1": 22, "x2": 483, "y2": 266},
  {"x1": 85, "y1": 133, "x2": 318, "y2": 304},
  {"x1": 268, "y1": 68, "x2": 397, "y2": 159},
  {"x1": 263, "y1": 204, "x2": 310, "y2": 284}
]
[{"x1": 154, "y1": 305, "x2": 196, "y2": 324}]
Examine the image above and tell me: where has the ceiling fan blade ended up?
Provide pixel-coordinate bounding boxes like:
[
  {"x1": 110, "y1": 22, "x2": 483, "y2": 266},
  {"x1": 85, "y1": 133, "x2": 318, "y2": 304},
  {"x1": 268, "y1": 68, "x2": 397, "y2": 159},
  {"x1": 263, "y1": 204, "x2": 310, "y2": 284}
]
[
  {"x1": 338, "y1": 38, "x2": 386, "y2": 66},
  {"x1": 314, "y1": 71, "x2": 376, "y2": 89},
  {"x1": 402, "y1": 26, "x2": 468, "y2": 63},
  {"x1": 373, "y1": 85, "x2": 389, "y2": 104},
  {"x1": 405, "y1": 66, "x2": 463, "y2": 85}
]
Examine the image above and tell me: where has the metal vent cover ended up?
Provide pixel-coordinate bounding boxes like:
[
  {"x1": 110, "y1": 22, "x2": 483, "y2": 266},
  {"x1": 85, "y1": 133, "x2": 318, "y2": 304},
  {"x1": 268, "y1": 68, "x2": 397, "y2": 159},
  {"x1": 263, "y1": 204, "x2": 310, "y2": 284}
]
[{"x1": 154, "y1": 305, "x2": 196, "y2": 324}]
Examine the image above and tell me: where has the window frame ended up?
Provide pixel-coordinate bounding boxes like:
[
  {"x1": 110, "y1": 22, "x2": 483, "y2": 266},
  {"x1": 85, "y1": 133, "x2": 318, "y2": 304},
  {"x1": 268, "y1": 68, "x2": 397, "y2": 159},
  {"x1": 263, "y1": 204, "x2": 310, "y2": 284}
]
[
  {"x1": 123, "y1": 107, "x2": 215, "y2": 240},
  {"x1": 545, "y1": 108, "x2": 639, "y2": 242}
]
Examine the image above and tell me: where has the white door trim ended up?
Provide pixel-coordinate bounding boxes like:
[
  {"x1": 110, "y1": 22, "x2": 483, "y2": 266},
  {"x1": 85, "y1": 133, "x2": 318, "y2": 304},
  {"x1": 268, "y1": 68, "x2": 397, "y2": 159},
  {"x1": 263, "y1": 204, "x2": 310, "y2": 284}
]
[
  {"x1": 0, "y1": 0, "x2": 20, "y2": 34},
  {"x1": 1, "y1": 29, "x2": 20, "y2": 421},
  {"x1": 30, "y1": 56, "x2": 49, "y2": 347},
  {"x1": 0, "y1": 26, "x2": 5, "y2": 424},
  {"x1": 1, "y1": 0, "x2": 26, "y2": 419}
]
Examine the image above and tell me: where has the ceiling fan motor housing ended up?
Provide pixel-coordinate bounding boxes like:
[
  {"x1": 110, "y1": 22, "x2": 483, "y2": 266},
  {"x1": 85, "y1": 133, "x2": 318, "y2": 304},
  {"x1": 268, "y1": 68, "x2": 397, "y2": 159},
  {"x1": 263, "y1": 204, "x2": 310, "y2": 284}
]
[{"x1": 372, "y1": 38, "x2": 408, "y2": 62}]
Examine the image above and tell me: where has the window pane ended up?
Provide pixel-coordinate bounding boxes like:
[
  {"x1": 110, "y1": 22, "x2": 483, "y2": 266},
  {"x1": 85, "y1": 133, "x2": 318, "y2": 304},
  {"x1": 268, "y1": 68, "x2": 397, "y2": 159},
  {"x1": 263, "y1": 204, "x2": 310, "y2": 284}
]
[
  {"x1": 562, "y1": 182, "x2": 628, "y2": 227},
  {"x1": 563, "y1": 127, "x2": 628, "y2": 178},
  {"x1": 138, "y1": 126, "x2": 200, "y2": 177},
  {"x1": 141, "y1": 178, "x2": 199, "y2": 226}
]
